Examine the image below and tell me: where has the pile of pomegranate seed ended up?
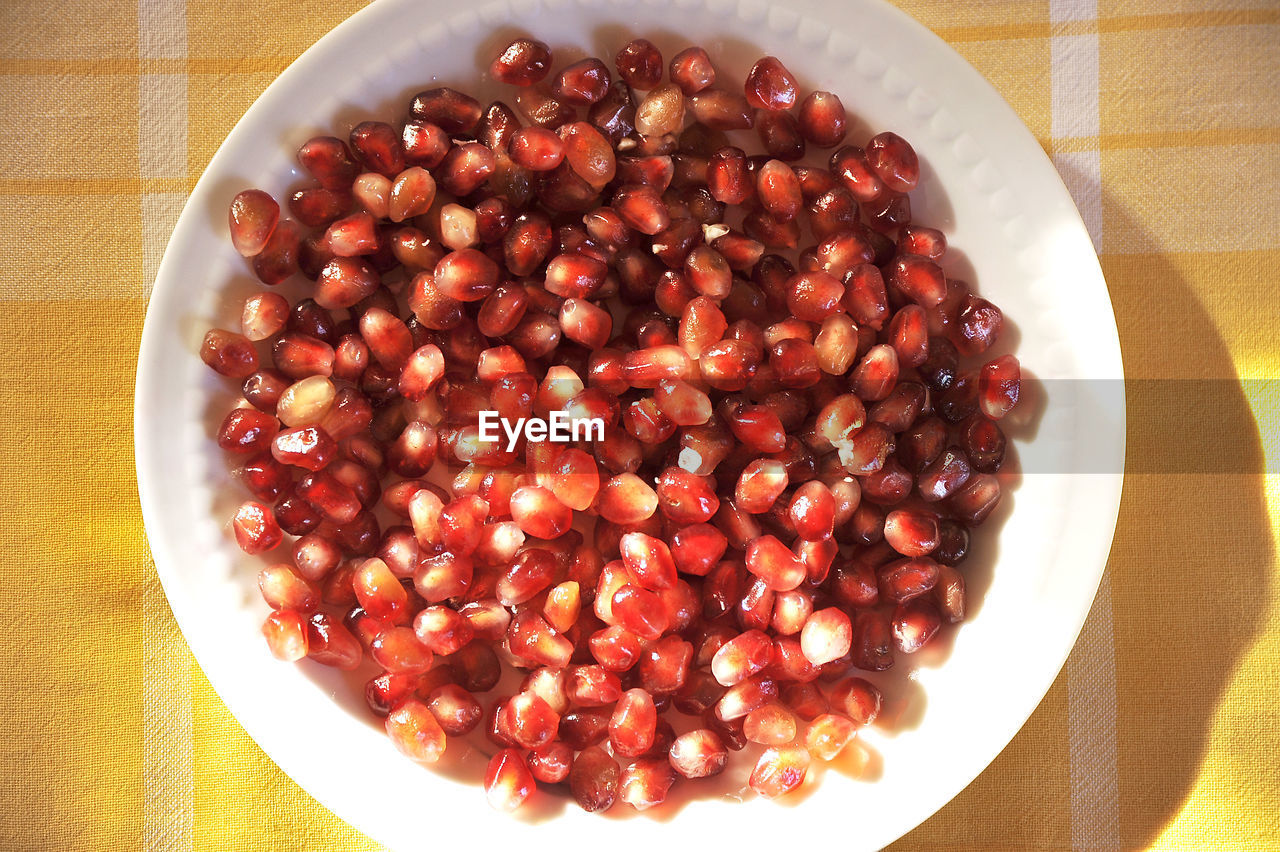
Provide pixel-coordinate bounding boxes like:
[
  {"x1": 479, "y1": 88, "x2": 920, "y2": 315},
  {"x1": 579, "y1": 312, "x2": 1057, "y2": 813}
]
[{"x1": 206, "y1": 36, "x2": 1019, "y2": 813}]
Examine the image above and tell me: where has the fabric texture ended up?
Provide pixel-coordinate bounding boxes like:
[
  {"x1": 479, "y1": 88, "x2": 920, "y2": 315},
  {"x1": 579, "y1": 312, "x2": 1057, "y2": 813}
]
[{"x1": 0, "y1": 0, "x2": 1276, "y2": 848}]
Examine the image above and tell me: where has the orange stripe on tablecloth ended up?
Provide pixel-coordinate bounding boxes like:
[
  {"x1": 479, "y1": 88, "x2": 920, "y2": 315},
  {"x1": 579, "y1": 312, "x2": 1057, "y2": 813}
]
[
  {"x1": 924, "y1": 8, "x2": 1279, "y2": 42},
  {"x1": 0, "y1": 57, "x2": 294, "y2": 75},
  {"x1": 1045, "y1": 126, "x2": 1280, "y2": 153},
  {"x1": 0, "y1": 177, "x2": 195, "y2": 195}
]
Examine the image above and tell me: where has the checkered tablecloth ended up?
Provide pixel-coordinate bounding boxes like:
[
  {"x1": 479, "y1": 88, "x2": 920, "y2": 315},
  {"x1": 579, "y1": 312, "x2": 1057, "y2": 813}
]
[{"x1": 1, "y1": 0, "x2": 1277, "y2": 848}]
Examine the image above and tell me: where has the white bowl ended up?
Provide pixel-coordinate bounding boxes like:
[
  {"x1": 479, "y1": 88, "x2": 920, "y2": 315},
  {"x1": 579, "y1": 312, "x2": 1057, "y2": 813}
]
[{"x1": 135, "y1": 0, "x2": 1125, "y2": 848}]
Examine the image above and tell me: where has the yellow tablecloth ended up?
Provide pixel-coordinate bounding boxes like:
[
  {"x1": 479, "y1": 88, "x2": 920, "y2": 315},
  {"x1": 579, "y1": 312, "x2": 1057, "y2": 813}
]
[{"x1": 1, "y1": 0, "x2": 1277, "y2": 848}]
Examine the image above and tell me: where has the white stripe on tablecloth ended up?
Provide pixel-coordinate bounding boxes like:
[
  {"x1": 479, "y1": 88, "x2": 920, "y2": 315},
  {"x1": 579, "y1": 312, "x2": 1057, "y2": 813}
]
[
  {"x1": 140, "y1": 0, "x2": 194, "y2": 848},
  {"x1": 1050, "y1": 0, "x2": 1120, "y2": 848}
]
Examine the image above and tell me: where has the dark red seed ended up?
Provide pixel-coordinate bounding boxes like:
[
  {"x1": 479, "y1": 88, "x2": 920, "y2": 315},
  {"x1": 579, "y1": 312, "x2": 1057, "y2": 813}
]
[{"x1": 491, "y1": 38, "x2": 553, "y2": 87}]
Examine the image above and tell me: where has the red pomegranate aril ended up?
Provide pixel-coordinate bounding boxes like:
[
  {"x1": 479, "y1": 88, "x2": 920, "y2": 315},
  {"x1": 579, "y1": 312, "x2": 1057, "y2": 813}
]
[
  {"x1": 735, "y1": 459, "x2": 788, "y2": 514},
  {"x1": 620, "y1": 758, "x2": 676, "y2": 812},
  {"x1": 745, "y1": 535, "x2": 806, "y2": 592},
  {"x1": 615, "y1": 38, "x2": 662, "y2": 89},
  {"x1": 654, "y1": 467, "x2": 720, "y2": 525},
  {"x1": 669, "y1": 728, "x2": 728, "y2": 778},
  {"x1": 232, "y1": 500, "x2": 283, "y2": 554},
  {"x1": 688, "y1": 89, "x2": 754, "y2": 130},
  {"x1": 889, "y1": 255, "x2": 946, "y2": 308},
  {"x1": 314, "y1": 256, "x2": 379, "y2": 311},
  {"x1": 979, "y1": 354, "x2": 1021, "y2": 419},
  {"x1": 716, "y1": 674, "x2": 778, "y2": 721},
  {"x1": 609, "y1": 688, "x2": 658, "y2": 757},
  {"x1": 370, "y1": 626, "x2": 433, "y2": 674},
  {"x1": 728, "y1": 405, "x2": 786, "y2": 454},
  {"x1": 228, "y1": 189, "x2": 279, "y2": 257},
  {"x1": 262, "y1": 610, "x2": 308, "y2": 661},
  {"x1": 411, "y1": 605, "x2": 473, "y2": 656},
  {"x1": 745, "y1": 703, "x2": 798, "y2": 746},
  {"x1": 756, "y1": 110, "x2": 805, "y2": 161},
  {"x1": 669, "y1": 45, "x2": 715, "y2": 94},
  {"x1": 410, "y1": 86, "x2": 482, "y2": 135},
  {"x1": 485, "y1": 749, "x2": 535, "y2": 813},
  {"x1": 866, "y1": 130, "x2": 919, "y2": 193},
  {"x1": 519, "y1": 743, "x2": 571, "y2": 787},
  {"x1": 610, "y1": 584, "x2": 669, "y2": 640},
  {"x1": 892, "y1": 597, "x2": 942, "y2": 654},
  {"x1": 297, "y1": 136, "x2": 358, "y2": 191},
  {"x1": 829, "y1": 145, "x2": 884, "y2": 203},
  {"x1": 385, "y1": 698, "x2": 446, "y2": 764},
  {"x1": 784, "y1": 271, "x2": 843, "y2": 323},
  {"x1": 271, "y1": 426, "x2": 337, "y2": 471},
  {"x1": 879, "y1": 556, "x2": 940, "y2": 605},
  {"x1": 755, "y1": 159, "x2": 802, "y2": 222},
  {"x1": 611, "y1": 184, "x2": 670, "y2": 235},
  {"x1": 883, "y1": 510, "x2": 941, "y2": 557},
  {"x1": 788, "y1": 480, "x2": 835, "y2": 541},
  {"x1": 800, "y1": 607, "x2": 852, "y2": 666},
  {"x1": 949, "y1": 473, "x2": 1002, "y2": 525},
  {"x1": 401, "y1": 119, "x2": 452, "y2": 169},
  {"x1": 952, "y1": 295, "x2": 1004, "y2": 357},
  {"x1": 850, "y1": 344, "x2": 900, "y2": 402},
  {"x1": 710, "y1": 629, "x2": 772, "y2": 686},
  {"x1": 499, "y1": 691, "x2": 560, "y2": 749},
  {"x1": 505, "y1": 485, "x2": 571, "y2": 539},
  {"x1": 653, "y1": 379, "x2": 712, "y2": 427},
  {"x1": 305, "y1": 611, "x2": 362, "y2": 670},
  {"x1": 749, "y1": 744, "x2": 810, "y2": 798},
  {"x1": 201, "y1": 329, "x2": 258, "y2": 379},
  {"x1": 569, "y1": 746, "x2": 620, "y2": 813},
  {"x1": 744, "y1": 56, "x2": 798, "y2": 111},
  {"x1": 798, "y1": 91, "x2": 848, "y2": 147},
  {"x1": 218, "y1": 407, "x2": 279, "y2": 455},
  {"x1": 323, "y1": 211, "x2": 378, "y2": 257},
  {"x1": 559, "y1": 121, "x2": 616, "y2": 188},
  {"x1": 352, "y1": 556, "x2": 408, "y2": 623},
  {"x1": 619, "y1": 532, "x2": 678, "y2": 591},
  {"x1": 553, "y1": 58, "x2": 612, "y2": 106},
  {"x1": 707, "y1": 146, "x2": 752, "y2": 204},
  {"x1": 508, "y1": 126, "x2": 565, "y2": 171},
  {"x1": 432, "y1": 248, "x2": 499, "y2": 302},
  {"x1": 666, "y1": 523, "x2": 725, "y2": 577},
  {"x1": 349, "y1": 120, "x2": 404, "y2": 178},
  {"x1": 491, "y1": 37, "x2": 552, "y2": 86}
]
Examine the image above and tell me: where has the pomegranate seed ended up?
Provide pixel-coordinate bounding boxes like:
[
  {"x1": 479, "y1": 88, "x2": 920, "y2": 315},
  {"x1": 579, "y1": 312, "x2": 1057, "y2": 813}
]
[
  {"x1": 979, "y1": 354, "x2": 1021, "y2": 419},
  {"x1": 569, "y1": 746, "x2": 620, "y2": 813},
  {"x1": 612, "y1": 184, "x2": 670, "y2": 235},
  {"x1": 635, "y1": 83, "x2": 685, "y2": 137},
  {"x1": 262, "y1": 610, "x2": 308, "y2": 661},
  {"x1": 804, "y1": 713, "x2": 856, "y2": 760},
  {"x1": 314, "y1": 257, "x2": 378, "y2": 310},
  {"x1": 297, "y1": 136, "x2": 358, "y2": 191},
  {"x1": 620, "y1": 758, "x2": 676, "y2": 811},
  {"x1": 866, "y1": 130, "x2": 919, "y2": 192},
  {"x1": 508, "y1": 126, "x2": 564, "y2": 171},
  {"x1": 879, "y1": 556, "x2": 941, "y2": 603},
  {"x1": 757, "y1": 159, "x2": 802, "y2": 221},
  {"x1": 401, "y1": 120, "x2": 452, "y2": 169},
  {"x1": 491, "y1": 38, "x2": 552, "y2": 86},
  {"x1": 708, "y1": 146, "x2": 752, "y2": 204},
  {"x1": 669, "y1": 728, "x2": 729, "y2": 778},
  {"x1": 201, "y1": 329, "x2": 258, "y2": 378},
  {"x1": 251, "y1": 218, "x2": 301, "y2": 286},
  {"x1": 228, "y1": 189, "x2": 279, "y2": 257},
  {"x1": 509, "y1": 485, "x2": 573, "y2": 539},
  {"x1": 743, "y1": 57, "x2": 798, "y2": 111},
  {"x1": 231, "y1": 500, "x2": 282, "y2": 554},
  {"x1": 949, "y1": 473, "x2": 1002, "y2": 525},
  {"x1": 745, "y1": 535, "x2": 806, "y2": 592},
  {"x1": 745, "y1": 703, "x2": 798, "y2": 746},
  {"x1": 798, "y1": 91, "x2": 847, "y2": 147},
  {"x1": 688, "y1": 89, "x2": 753, "y2": 130},
  {"x1": 370, "y1": 625, "x2": 433, "y2": 674},
  {"x1": 508, "y1": 610, "x2": 573, "y2": 668},
  {"x1": 669, "y1": 46, "x2": 715, "y2": 94},
  {"x1": 559, "y1": 121, "x2": 616, "y2": 188},
  {"x1": 410, "y1": 87, "x2": 482, "y2": 135},
  {"x1": 499, "y1": 691, "x2": 560, "y2": 749},
  {"x1": 728, "y1": 405, "x2": 786, "y2": 453},
  {"x1": 385, "y1": 699, "x2": 446, "y2": 764},
  {"x1": 750, "y1": 746, "x2": 810, "y2": 799},
  {"x1": 527, "y1": 742, "x2": 574, "y2": 784},
  {"x1": 892, "y1": 597, "x2": 941, "y2": 653},
  {"x1": 735, "y1": 459, "x2": 788, "y2": 513},
  {"x1": 485, "y1": 749, "x2": 534, "y2": 813},
  {"x1": 597, "y1": 473, "x2": 659, "y2": 525},
  {"x1": 788, "y1": 480, "x2": 835, "y2": 541},
  {"x1": 553, "y1": 58, "x2": 611, "y2": 106},
  {"x1": 609, "y1": 688, "x2": 658, "y2": 757},
  {"x1": 883, "y1": 510, "x2": 941, "y2": 557},
  {"x1": 305, "y1": 612, "x2": 362, "y2": 669},
  {"x1": 711, "y1": 629, "x2": 773, "y2": 686},
  {"x1": 800, "y1": 607, "x2": 852, "y2": 666}
]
